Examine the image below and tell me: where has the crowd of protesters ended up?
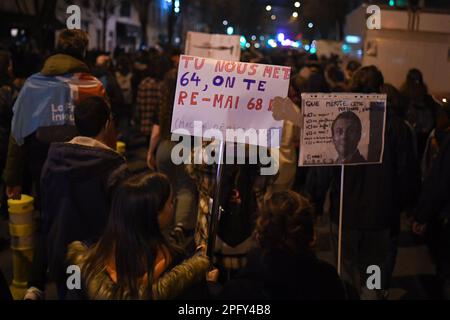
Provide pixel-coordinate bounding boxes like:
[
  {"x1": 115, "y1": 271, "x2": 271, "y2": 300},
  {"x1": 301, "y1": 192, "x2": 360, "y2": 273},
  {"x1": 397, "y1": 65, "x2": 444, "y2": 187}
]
[{"x1": 0, "y1": 28, "x2": 448, "y2": 301}]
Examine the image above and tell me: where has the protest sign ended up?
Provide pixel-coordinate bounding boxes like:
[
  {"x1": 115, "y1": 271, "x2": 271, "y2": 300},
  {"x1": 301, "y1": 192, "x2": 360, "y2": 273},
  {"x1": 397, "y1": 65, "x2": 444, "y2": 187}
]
[
  {"x1": 171, "y1": 55, "x2": 291, "y2": 147},
  {"x1": 299, "y1": 93, "x2": 387, "y2": 166},
  {"x1": 185, "y1": 31, "x2": 241, "y2": 61}
]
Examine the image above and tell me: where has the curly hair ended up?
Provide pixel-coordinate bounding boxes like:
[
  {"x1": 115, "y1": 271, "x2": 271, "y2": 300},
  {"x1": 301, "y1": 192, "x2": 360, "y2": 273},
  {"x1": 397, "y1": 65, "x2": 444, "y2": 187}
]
[{"x1": 256, "y1": 191, "x2": 314, "y2": 255}]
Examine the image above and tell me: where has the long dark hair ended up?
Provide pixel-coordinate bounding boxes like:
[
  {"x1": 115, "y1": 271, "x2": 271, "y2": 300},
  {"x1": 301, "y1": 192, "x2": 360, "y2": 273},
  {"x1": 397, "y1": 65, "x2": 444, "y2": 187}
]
[
  {"x1": 400, "y1": 68, "x2": 428, "y2": 100},
  {"x1": 83, "y1": 173, "x2": 174, "y2": 299}
]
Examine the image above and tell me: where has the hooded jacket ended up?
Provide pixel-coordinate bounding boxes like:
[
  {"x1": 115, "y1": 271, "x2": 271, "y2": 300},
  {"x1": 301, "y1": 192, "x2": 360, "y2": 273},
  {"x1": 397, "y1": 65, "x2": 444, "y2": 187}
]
[{"x1": 41, "y1": 139, "x2": 129, "y2": 282}]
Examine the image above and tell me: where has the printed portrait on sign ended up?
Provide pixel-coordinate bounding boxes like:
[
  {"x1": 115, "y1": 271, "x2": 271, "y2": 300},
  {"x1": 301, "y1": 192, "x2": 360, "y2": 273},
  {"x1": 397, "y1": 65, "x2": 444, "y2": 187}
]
[
  {"x1": 299, "y1": 94, "x2": 386, "y2": 167},
  {"x1": 331, "y1": 111, "x2": 366, "y2": 164}
]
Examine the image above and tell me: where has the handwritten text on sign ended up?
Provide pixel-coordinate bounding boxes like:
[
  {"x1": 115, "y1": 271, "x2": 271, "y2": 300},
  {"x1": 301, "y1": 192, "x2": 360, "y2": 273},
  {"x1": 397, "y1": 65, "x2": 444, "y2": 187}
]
[{"x1": 171, "y1": 55, "x2": 291, "y2": 146}]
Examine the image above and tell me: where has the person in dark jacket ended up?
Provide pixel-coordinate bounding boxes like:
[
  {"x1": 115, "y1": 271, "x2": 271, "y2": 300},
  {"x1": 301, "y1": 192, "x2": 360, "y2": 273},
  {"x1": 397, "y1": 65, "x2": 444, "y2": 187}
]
[
  {"x1": 0, "y1": 50, "x2": 14, "y2": 176},
  {"x1": 413, "y1": 106, "x2": 450, "y2": 299},
  {"x1": 305, "y1": 66, "x2": 420, "y2": 299},
  {"x1": 4, "y1": 29, "x2": 105, "y2": 207},
  {"x1": 0, "y1": 267, "x2": 12, "y2": 300},
  {"x1": 379, "y1": 83, "x2": 420, "y2": 292},
  {"x1": 218, "y1": 191, "x2": 345, "y2": 300},
  {"x1": 421, "y1": 103, "x2": 450, "y2": 180},
  {"x1": 26, "y1": 96, "x2": 129, "y2": 300},
  {"x1": 5, "y1": 30, "x2": 105, "y2": 301},
  {"x1": 400, "y1": 68, "x2": 439, "y2": 159},
  {"x1": 0, "y1": 51, "x2": 15, "y2": 222}
]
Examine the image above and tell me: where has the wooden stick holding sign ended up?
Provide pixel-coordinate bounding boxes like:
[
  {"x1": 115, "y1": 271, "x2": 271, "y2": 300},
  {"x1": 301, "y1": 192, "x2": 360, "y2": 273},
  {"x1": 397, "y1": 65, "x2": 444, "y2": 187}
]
[
  {"x1": 338, "y1": 165, "x2": 345, "y2": 276},
  {"x1": 206, "y1": 140, "x2": 226, "y2": 259},
  {"x1": 297, "y1": 93, "x2": 387, "y2": 277},
  {"x1": 170, "y1": 55, "x2": 290, "y2": 259}
]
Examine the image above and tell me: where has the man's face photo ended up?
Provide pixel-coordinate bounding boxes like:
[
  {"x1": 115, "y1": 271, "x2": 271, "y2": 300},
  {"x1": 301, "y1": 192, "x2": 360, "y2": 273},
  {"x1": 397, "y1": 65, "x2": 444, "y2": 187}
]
[{"x1": 332, "y1": 112, "x2": 363, "y2": 163}]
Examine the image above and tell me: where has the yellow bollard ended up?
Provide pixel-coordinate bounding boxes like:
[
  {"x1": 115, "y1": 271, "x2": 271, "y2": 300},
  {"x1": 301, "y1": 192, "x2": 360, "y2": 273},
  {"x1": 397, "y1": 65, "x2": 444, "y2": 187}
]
[
  {"x1": 7, "y1": 195, "x2": 35, "y2": 300},
  {"x1": 116, "y1": 141, "x2": 126, "y2": 156}
]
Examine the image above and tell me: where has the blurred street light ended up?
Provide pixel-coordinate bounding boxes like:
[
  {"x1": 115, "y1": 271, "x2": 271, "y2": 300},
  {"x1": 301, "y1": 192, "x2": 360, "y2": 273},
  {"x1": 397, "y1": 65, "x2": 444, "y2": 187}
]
[
  {"x1": 277, "y1": 33, "x2": 285, "y2": 42},
  {"x1": 266, "y1": 5, "x2": 272, "y2": 11},
  {"x1": 294, "y1": 2, "x2": 301, "y2": 8},
  {"x1": 308, "y1": 22, "x2": 314, "y2": 28},
  {"x1": 227, "y1": 26, "x2": 234, "y2": 35},
  {"x1": 223, "y1": 20, "x2": 228, "y2": 26},
  {"x1": 271, "y1": 14, "x2": 277, "y2": 20},
  {"x1": 292, "y1": 11, "x2": 299, "y2": 18},
  {"x1": 345, "y1": 35, "x2": 361, "y2": 44},
  {"x1": 268, "y1": 39, "x2": 277, "y2": 48}
]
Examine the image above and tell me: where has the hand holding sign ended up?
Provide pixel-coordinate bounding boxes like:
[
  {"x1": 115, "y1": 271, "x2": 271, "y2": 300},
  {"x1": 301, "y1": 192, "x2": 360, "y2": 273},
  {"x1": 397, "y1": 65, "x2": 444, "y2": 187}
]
[{"x1": 271, "y1": 97, "x2": 303, "y2": 126}]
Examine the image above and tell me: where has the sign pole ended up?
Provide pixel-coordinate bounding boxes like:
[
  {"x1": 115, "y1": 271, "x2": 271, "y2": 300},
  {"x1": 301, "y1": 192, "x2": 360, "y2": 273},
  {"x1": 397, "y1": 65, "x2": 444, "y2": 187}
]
[
  {"x1": 206, "y1": 140, "x2": 226, "y2": 259},
  {"x1": 337, "y1": 164, "x2": 345, "y2": 276}
]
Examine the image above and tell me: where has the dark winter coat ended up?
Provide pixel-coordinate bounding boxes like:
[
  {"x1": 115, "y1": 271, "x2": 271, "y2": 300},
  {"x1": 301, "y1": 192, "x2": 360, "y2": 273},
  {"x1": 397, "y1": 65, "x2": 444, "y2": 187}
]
[
  {"x1": 218, "y1": 247, "x2": 345, "y2": 300},
  {"x1": 0, "y1": 78, "x2": 13, "y2": 174},
  {"x1": 41, "y1": 140, "x2": 129, "y2": 282},
  {"x1": 416, "y1": 132, "x2": 450, "y2": 224}
]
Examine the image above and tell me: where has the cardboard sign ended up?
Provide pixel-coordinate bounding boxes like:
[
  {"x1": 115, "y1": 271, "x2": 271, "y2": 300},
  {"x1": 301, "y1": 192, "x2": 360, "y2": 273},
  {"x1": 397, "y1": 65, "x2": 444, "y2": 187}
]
[
  {"x1": 171, "y1": 55, "x2": 291, "y2": 147},
  {"x1": 299, "y1": 93, "x2": 387, "y2": 166},
  {"x1": 185, "y1": 31, "x2": 241, "y2": 62}
]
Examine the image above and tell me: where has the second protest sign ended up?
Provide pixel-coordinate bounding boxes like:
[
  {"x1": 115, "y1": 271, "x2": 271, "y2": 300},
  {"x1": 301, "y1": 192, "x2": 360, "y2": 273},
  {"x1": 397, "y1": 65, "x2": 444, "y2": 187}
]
[{"x1": 299, "y1": 93, "x2": 387, "y2": 166}]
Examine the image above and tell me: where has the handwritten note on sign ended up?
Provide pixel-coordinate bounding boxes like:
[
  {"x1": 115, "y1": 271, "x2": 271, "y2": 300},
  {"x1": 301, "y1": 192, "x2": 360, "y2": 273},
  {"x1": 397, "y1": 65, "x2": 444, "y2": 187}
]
[
  {"x1": 299, "y1": 93, "x2": 387, "y2": 166},
  {"x1": 171, "y1": 55, "x2": 291, "y2": 147}
]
